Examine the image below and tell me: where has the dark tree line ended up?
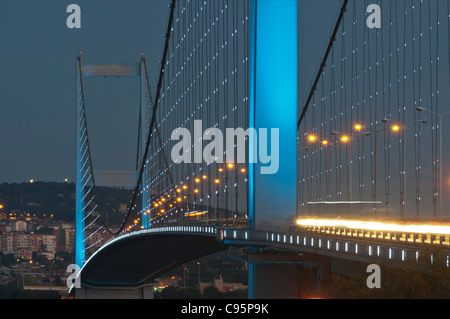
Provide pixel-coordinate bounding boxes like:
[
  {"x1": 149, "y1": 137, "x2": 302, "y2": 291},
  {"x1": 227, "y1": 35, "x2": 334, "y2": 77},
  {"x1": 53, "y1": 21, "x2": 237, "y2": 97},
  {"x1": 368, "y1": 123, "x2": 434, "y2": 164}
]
[{"x1": 332, "y1": 248, "x2": 450, "y2": 299}]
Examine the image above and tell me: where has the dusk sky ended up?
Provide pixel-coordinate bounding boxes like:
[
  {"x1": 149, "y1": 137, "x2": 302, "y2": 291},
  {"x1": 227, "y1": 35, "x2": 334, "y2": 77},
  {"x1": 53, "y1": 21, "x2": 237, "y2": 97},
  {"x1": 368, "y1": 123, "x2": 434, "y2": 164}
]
[
  {"x1": 0, "y1": 0, "x2": 339, "y2": 184},
  {"x1": 2, "y1": 1, "x2": 450, "y2": 302}
]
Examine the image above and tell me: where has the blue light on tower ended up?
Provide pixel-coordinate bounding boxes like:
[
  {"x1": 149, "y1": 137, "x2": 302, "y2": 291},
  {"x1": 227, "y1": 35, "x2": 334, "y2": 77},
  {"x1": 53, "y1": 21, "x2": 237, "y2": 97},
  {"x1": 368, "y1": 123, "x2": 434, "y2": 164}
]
[
  {"x1": 248, "y1": 0, "x2": 297, "y2": 299},
  {"x1": 248, "y1": 0, "x2": 297, "y2": 230}
]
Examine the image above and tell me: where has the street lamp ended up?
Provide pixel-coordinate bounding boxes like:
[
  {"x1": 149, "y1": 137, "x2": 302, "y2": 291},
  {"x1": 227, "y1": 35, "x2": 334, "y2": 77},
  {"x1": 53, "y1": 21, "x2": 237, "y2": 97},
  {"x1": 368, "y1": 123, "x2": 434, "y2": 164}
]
[
  {"x1": 416, "y1": 107, "x2": 450, "y2": 220},
  {"x1": 340, "y1": 134, "x2": 352, "y2": 211},
  {"x1": 354, "y1": 124, "x2": 363, "y2": 132},
  {"x1": 331, "y1": 131, "x2": 353, "y2": 203},
  {"x1": 331, "y1": 122, "x2": 398, "y2": 215},
  {"x1": 381, "y1": 118, "x2": 407, "y2": 217},
  {"x1": 356, "y1": 124, "x2": 382, "y2": 214},
  {"x1": 304, "y1": 133, "x2": 328, "y2": 214},
  {"x1": 298, "y1": 133, "x2": 328, "y2": 216},
  {"x1": 383, "y1": 117, "x2": 427, "y2": 218}
]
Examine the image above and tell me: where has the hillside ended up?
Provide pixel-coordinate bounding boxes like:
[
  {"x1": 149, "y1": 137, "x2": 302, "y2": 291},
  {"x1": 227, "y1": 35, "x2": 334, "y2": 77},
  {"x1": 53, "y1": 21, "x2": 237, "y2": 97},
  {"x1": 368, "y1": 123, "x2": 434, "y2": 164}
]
[{"x1": 0, "y1": 182, "x2": 133, "y2": 224}]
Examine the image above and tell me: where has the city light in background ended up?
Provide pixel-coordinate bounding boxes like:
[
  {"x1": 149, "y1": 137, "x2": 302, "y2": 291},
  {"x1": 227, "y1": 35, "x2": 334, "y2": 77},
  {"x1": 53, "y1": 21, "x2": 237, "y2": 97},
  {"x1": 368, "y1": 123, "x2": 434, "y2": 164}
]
[{"x1": 0, "y1": 0, "x2": 448, "y2": 302}]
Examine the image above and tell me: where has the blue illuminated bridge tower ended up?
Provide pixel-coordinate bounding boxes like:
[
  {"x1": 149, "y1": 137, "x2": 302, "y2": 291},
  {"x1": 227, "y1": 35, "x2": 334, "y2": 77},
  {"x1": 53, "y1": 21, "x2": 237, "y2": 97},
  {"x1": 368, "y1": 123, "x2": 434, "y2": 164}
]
[
  {"x1": 74, "y1": 0, "x2": 297, "y2": 299},
  {"x1": 73, "y1": 0, "x2": 450, "y2": 299}
]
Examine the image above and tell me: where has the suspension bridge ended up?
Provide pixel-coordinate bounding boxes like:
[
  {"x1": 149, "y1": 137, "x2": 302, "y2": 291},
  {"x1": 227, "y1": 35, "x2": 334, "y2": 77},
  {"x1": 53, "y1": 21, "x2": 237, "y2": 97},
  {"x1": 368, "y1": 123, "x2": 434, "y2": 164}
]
[{"x1": 71, "y1": 0, "x2": 450, "y2": 299}]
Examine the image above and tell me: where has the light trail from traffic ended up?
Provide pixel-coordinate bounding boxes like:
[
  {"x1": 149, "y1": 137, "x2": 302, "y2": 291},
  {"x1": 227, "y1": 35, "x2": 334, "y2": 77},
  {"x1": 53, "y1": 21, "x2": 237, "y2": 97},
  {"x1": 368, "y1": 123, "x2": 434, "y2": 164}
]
[{"x1": 296, "y1": 218, "x2": 450, "y2": 236}]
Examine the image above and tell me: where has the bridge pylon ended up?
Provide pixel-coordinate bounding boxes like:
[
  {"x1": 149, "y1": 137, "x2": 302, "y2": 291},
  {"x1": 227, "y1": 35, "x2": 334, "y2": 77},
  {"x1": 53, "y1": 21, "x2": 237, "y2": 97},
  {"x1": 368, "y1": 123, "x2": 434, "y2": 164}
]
[
  {"x1": 248, "y1": 0, "x2": 298, "y2": 298},
  {"x1": 75, "y1": 55, "x2": 152, "y2": 268}
]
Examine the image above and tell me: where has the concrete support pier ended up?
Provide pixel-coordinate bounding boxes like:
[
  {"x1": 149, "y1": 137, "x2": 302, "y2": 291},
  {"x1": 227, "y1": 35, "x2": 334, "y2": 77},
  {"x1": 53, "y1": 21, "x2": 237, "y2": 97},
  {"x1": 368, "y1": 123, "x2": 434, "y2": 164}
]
[{"x1": 75, "y1": 284, "x2": 155, "y2": 299}]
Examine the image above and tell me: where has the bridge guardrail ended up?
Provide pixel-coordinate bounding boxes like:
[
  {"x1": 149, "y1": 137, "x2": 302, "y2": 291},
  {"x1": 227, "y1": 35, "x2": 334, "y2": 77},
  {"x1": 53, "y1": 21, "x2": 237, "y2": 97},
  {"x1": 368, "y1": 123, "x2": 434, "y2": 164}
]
[
  {"x1": 292, "y1": 225, "x2": 450, "y2": 248},
  {"x1": 100, "y1": 223, "x2": 450, "y2": 267}
]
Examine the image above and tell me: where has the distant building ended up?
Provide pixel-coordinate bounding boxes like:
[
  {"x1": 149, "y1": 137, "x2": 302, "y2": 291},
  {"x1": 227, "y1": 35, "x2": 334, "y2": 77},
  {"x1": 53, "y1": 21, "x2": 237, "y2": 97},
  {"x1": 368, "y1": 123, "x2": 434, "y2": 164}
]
[
  {"x1": 13, "y1": 233, "x2": 31, "y2": 251},
  {"x1": 14, "y1": 248, "x2": 32, "y2": 261},
  {"x1": 39, "y1": 251, "x2": 55, "y2": 260},
  {"x1": 31, "y1": 234, "x2": 44, "y2": 252},
  {"x1": 12, "y1": 220, "x2": 27, "y2": 232},
  {"x1": 0, "y1": 233, "x2": 14, "y2": 255},
  {"x1": 119, "y1": 203, "x2": 128, "y2": 213},
  {"x1": 30, "y1": 233, "x2": 57, "y2": 258},
  {"x1": 56, "y1": 225, "x2": 75, "y2": 253},
  {"x1": 42, "y1": 234, "x2": 56, "y2": 254},
  {"x1": 1, "y1": 232, "x2": 33, "y2": 258},
  {"x1": 61, "y1": 223, "x2": 74, "y2": 230},
  {"x1": 0, "y1": 220, "x2": 64, "y2": 261},
  {"x1": 199, "y1": 275, "x2": 247, "y2": 294},
  {"x1": 65, "y1": 228, "x2": 75, "y2": 252},
  {"x1": 0, "y1": 225, "x2": 12, "y2": 233}
]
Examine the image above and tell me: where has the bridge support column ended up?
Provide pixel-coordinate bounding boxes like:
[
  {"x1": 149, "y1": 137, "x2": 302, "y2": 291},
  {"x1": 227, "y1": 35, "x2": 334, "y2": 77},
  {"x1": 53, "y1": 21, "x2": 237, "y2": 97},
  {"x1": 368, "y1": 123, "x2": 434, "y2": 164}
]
[
  {"x1": 248, "y1": 251, "x2": 331, "y2": 299},
  {"x1": 248, "y1": 0, "x2": 298, "y2": 299},
  {"x1": 252, "y1": 263, "x2": 299, "y2": 299},
  {"x1": 76, "y1": 284, "x2": 155, "y2": 299},
  {"x1": 249, "y1": 0, "x2": 298, "y2": 231}
]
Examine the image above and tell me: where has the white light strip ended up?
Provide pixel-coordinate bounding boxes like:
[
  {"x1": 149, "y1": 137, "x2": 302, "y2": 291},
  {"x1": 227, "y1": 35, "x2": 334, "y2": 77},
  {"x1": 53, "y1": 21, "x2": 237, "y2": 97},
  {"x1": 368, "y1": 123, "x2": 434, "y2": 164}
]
[
  {"x1": 307, "y1": 201, "x2": 382, "y2": 205},
  {"x1": 297, "y1": 218, "x2": 450, "y2": 235}
]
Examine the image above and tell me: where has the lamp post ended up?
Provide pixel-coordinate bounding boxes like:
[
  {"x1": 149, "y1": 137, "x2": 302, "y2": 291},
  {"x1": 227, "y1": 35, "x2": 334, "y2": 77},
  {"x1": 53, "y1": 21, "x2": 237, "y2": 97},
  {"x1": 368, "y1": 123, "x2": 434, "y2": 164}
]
[
  {"x1": 331, "y1": 131, "x2": 352, "y2": 215},
  {"x1": 297, "y1": 134, "x2": 331, "y2": 216},
  {"x1": 302, "y1": 131, "x2": 353, "y2": 214},
  {"x1": 332, "y1": 122, "x2": 394, "y2": 216},
  {"x1": 304, "y1": 134, "x2": 330, "y2": 215},
  {"x1": 197, "y1": 262, "x2": 201, "y2": 286},
  {"x1": 416, "y1": 107, "x2": 450, "y2": 221},
  {"x1": 353, "y1": 124, "x2": 378, "y2": 214},
  {"x1": 382, "y1": 117, "x2": 428, "y2": 219}
]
